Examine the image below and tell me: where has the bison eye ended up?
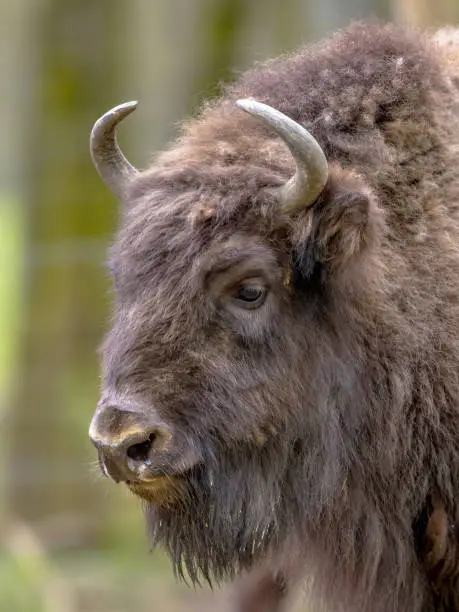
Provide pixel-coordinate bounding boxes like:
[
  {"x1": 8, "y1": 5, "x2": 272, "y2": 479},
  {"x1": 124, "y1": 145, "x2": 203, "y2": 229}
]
[{"x1": 233, "y1": 282, "x2": 267, "y2": 309}]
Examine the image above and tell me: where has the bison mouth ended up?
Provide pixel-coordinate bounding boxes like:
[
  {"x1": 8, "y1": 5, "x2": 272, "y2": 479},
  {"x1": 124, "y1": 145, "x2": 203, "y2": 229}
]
[
  {"x1": 124, "y1": 448, "x2": 205, "y2": 505},
  {"x1": 126, "y1": 469, "x2": 195, "y2": 505},
  {"x1": 100, "y1": 431, "x2": 204, "y2": 505}
]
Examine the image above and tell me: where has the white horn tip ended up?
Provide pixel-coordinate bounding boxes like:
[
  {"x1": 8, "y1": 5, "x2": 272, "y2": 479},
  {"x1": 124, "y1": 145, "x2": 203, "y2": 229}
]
[
  {"x1": 236, "y1": 98, "x2": 255, "y2": 111},
  {"x1": 108, "y1": 100, "x2": 139, "y2": 120}
]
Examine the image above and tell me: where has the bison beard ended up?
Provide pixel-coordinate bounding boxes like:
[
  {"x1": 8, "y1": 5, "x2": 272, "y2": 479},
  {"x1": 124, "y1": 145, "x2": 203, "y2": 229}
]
[
  {"x1": 89, "y1": 20, "x2": 459, "y2": 612},
  {"x1": 146, "y1": 444, "x2": 284, "y2": 585}
]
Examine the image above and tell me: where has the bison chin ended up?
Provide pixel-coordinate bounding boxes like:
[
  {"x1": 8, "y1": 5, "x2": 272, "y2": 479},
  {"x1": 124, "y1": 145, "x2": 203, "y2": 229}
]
[
  {"x1": 127, "y1": 476, "x2": 188, "y2": 506},
  {"x1": 143, "y1": 437, "x2": 302, "y2": 586}
]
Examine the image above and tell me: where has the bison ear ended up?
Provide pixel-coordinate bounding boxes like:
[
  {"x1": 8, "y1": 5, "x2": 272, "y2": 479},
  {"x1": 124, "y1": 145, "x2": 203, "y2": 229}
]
[{"x1": 291, "y1": 166, "x2": 385, "y2": 282}]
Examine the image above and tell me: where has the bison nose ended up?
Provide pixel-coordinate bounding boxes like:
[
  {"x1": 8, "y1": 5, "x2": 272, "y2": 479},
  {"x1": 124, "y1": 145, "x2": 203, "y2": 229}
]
[{"x1": 89, "y1": 404, "x2": 171, "y2": 483}]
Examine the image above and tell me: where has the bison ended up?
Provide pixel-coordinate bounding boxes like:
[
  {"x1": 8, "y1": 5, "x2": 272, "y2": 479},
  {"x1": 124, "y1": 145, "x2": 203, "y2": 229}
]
[{"x1": 89, "y1": 21, "x2": 459, "y2": 612}]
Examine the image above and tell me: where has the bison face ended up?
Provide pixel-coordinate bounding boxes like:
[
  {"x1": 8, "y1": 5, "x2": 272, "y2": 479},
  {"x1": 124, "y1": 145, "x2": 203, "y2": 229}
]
[
  {"x1": 93, "y1": 226, "x2": 304, "y2": 499},
  {"x1": 89, "y1": 100, "x2": 385, "y2": 582}
]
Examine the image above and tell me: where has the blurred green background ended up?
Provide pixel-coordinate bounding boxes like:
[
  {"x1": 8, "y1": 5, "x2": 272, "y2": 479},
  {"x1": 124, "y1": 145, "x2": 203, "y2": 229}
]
[{"x1": 1, "y1": 1, "x2": 458, "y2": 611}]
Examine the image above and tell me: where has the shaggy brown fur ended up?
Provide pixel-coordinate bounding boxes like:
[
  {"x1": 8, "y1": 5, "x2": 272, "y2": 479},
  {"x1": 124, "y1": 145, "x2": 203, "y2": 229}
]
[{"x1": 97, "y1": 21, "x2": 459, "y2": 611}]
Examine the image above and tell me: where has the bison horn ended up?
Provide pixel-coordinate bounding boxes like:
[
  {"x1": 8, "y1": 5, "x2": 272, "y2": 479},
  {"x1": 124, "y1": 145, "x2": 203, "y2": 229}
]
[
  {"x1": 90, "y1": 101, "x2": 139, "y2": 200},
  {"x1": 236, "y1": 99, "x2": 328, "y2": 212}
]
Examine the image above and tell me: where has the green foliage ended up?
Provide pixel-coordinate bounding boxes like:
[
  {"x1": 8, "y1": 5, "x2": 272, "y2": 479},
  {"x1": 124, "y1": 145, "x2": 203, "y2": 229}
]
[{"x1": 0, "y1": 198, "x2": 23, "y2": 397}]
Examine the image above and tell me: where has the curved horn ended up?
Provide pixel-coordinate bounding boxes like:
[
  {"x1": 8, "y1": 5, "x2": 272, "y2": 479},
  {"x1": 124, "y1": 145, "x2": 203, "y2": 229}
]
[
  {"x1": 90, "y1": 101, "x2": 139, "y2": 200},
  {"x1": 236, "y1": 99, "x2": 328, "y2": 212}
]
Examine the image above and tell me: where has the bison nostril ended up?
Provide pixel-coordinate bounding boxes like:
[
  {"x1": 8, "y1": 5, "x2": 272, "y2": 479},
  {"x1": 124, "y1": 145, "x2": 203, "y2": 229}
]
[{"x1": 127, "y1": 433, "x2": 155, "y2": 463}]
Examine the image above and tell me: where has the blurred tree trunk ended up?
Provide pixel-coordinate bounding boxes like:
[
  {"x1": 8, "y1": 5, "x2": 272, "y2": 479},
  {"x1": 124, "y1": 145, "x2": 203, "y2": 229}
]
[
  {"x1": 313, "y1": 0, "x2": 391, "y2": 36},
  {"x1": 392, "y1": 0, "x2": 459, "y2": 26},
  {"x1": 7, "y1": 0, "x2": 122, "y2": 545}
]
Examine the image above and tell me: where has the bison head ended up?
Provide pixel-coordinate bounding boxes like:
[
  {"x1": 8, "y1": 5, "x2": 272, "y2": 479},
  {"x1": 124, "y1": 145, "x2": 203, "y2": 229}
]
[{"x1": 88, "y1": 99, "x2": 386, "y2": 584}]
